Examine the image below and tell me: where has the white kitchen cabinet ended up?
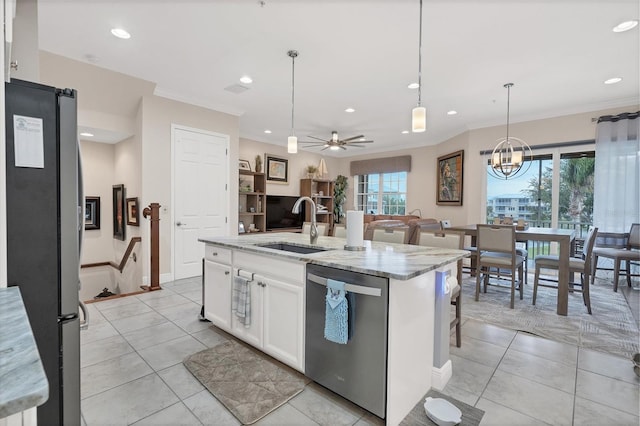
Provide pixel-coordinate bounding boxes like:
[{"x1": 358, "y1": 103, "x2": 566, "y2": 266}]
[
  {"x1": 261, "y1": 274, "x2": 304, "y2": 370},
  {"x1": 203, "y1": 259, "x2": 232, "y2": 331},
  {"x1": 229, "y1": 251, "x2": 306, "y2": 371},
  {"x1": 230, "y1": 273, "x2": 304, "y2": 371},
  {"x1": 230, "y1": 268, "x2": 263, "y2": 348}
]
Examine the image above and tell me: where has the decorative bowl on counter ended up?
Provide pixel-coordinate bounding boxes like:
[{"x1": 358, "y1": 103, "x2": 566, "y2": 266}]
[{"x1": 424, "y1": 397, "x2": 462, "y2": 426}]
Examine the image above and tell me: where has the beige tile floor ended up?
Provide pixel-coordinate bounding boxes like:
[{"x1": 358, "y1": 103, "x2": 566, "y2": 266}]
[{"x1": 80, "y1": 277, "x2": 640, "y2": 425}]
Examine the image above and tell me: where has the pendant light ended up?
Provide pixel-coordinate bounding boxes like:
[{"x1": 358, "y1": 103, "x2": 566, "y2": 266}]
[
  {"x1": 489, "y1": 83, "x2": 532, "y2": 180},
  {"x1": 287, "y1": 50, "x2": 298, "y2": 154},
  {"x1": 411, "y1": 0, "x2": 426, "y2": 132}
]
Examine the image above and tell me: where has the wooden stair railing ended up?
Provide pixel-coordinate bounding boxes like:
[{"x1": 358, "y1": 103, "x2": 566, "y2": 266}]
[
  {"x1": 81, "y1": 236, "x2": 141, "y2": 273},
  {"x1": 141, "y1": 203, "x2": 161, "y2": 292}
]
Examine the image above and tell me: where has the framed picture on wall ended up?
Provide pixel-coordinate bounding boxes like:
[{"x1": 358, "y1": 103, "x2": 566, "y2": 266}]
[
  {"x1": 436, "y1": 150, "x2": 464, "y2": 206},
  {"x1": 238, "y1": 159, "x2": 252, "y2": 171},
  {"x1": 126, "y1": 197, "x2": 139, "y2": 226},
  {"x1": 85, "y1": 196, "x2": 100, "y2": 230},
  {"x1": 265, "y1": 154, "x2": 288, "y2": 183},
  {"x1": 113, "y1": 184, "x2": 126, "y2": 240}
]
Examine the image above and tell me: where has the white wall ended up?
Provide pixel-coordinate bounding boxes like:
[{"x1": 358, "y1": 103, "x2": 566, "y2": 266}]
[
  {"x1": 80, "y1": 140, "x2": 115, "y2": 264},
  {"x1": 9, "y1": 0, "x2": 38, "y2": 81}
]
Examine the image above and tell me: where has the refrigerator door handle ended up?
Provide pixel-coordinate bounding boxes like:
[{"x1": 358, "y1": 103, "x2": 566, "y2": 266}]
[{"x1": 58, "y1": 312, "x2": 79, "y2": 324}]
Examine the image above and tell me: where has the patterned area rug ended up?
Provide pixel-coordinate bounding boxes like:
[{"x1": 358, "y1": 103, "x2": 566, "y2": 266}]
[
  {"x1": 400, "y1": 389, "x2": 484, "y2": 426},
  {"x1": 461, "y1": 275, "x2": 639, "y2": 359},
  {"x1": 184, "y1": 340, "x2": 310, "y2": 425}
]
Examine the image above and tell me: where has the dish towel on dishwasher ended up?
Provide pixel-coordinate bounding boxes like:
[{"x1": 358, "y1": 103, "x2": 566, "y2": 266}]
[
  {"x1": 324, "y1": 279, "x2": 348, "y2": 344},
  {"x1": 232, "y1": 275, "x2": 251, "y2": 328}
]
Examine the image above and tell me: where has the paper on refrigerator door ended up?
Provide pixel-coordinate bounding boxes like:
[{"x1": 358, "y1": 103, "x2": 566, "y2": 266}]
[{"x1": 13, "y1": 115, "x2": 44, "y2": 168}]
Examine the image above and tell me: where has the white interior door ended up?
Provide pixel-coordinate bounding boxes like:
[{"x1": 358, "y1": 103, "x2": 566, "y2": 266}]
[{"x1": 173, "y1": 126, "x2": 228, "y2": 279}]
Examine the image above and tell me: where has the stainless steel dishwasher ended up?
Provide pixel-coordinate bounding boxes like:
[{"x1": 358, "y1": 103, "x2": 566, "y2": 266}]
[{"x1": 305, "y1": 264, "x2": 389, "y2": 419}]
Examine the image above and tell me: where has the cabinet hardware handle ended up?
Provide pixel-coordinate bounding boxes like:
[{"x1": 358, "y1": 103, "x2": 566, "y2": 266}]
[
  {"x1": 225, "y1": 271, "x2": 230, "y2": 275},
  {"x1": 212, "y1": 252, "x2": 218, "y2": 256}
]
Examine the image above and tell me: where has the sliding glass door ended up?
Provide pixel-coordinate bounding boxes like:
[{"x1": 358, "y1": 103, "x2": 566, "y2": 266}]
[
  {"x1": 486, "y1": 149, "x2": 594, "y2": 256},
  {"x1": 486, "y1": 155, "x2": 552, "y2": 226}
]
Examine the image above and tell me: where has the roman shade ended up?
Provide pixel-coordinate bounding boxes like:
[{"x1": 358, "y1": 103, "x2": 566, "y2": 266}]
[{"x1": 349, "y1": 155, "x2": 412, "y2": 176}]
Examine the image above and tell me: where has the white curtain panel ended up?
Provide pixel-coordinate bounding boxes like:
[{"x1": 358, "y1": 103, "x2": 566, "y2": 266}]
[{"x1": 593, "y1": 113, "x2": 640, "y2": 232}]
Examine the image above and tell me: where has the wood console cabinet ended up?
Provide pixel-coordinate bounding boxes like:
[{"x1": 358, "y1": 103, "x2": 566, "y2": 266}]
[
  {"x1": 300, "y1": 178, "x2": 335, "y2": 234},
  {"x1": 239, "y1": 170, "x2": 266, "y2": 233}
]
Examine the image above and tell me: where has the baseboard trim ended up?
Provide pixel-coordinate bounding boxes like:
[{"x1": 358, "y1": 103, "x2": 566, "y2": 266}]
[{"x1": 431, "y1": 359, "x2": 452, "y2": 390}]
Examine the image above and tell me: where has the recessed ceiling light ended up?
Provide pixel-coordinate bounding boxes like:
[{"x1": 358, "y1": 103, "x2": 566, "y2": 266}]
[
  {"x1": 613, "y1": 20, "x2": 638, "y2": 33},
  {"x1": 240, "y1": 76, "x2": 253, "y2": 84},
  {"x1": 345, "y1": 108, "x2": 355, "y2": 113},
  {"x1": 447, "y1": 110, "x2": 458, "y2": 115},
  {"x1": 264, "y1": 130, "x2": 272, "y2": 134},
  {"x1": 110, "y1": 28, "x2": 131, "y2": 39},
  {"x1": 604, "y1": 77, "x2": 623, "y2": 85},
  {"x1": 401, "y1": 130, "x2": 409, "y2": 134},
  {"x1": 407, "y1": 83, "x2": 419, "y2": 89},
  {"x1": 80, "y1": 132, "x2": 94, "y2": 137}
]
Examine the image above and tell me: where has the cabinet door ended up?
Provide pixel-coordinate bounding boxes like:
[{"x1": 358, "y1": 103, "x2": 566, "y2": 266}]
[
  {"x1": 230, "y1": 272, "x2": 263, "y2": 348},
  {"x1": 203, "y1": 260, "x2": 232, "y2": 331},
  {"x1": 262, "y1": 275, "x2": 304, "y2": 371}
]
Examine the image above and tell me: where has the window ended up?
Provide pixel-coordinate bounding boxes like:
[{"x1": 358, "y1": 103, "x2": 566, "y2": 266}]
[
  {"x1": 485, "y1": 149, "x2": 595, "y2": 256},
  {"x1": 486, "y1": 154, "x2": 552, "y2": 224},
  {"x1": 356, "y1": 172, "x2": 407, "y2": 215}
]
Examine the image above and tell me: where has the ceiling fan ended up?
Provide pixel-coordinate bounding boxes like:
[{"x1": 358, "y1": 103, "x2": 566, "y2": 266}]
[{"x1": 300, "y1": 131, "x2": 373, "y2": 151}]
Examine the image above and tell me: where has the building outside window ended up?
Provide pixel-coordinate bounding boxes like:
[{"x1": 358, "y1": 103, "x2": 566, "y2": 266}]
[{"x1": 356, "y1": 172, "x2": 407, "y2": 215}]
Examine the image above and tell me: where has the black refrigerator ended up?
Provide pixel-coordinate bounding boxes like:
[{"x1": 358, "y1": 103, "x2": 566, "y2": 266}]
[{"x1": 5, "y1": 79, "x2": 81, "y2": 425}]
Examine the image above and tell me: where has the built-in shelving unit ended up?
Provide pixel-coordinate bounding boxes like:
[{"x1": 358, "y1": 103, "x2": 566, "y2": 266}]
[
  {"x1": 300, "y1": 178, "x2": 335, "y2": 235},
  {"x1": 239, "y1": 170, "x2": 266, "y2": 234}
]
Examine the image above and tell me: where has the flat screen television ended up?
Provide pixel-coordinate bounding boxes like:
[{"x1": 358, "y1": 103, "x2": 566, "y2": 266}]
[{"x1": 266, "y1": 195, "x2": 305, "y2": 231}]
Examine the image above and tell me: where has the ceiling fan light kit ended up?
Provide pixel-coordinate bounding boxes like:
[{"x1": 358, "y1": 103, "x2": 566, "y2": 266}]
[
  {"x1": 411, "y1": 0, "x2": 427, "y2": 133},
  {"x1": 489, "y1": 83, "x2": 532, "y2": 180},
  {"x1": 300, "y1": 130, "x2": 374, "y2": 151}
]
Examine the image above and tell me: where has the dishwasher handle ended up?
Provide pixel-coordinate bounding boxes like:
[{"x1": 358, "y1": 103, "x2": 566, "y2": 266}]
[{"x1": 307, "y1": 273, "x2": 382, "y2": 297}]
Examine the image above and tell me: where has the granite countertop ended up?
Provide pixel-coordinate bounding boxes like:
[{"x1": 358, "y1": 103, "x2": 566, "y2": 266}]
[
  {"x1": 199, "y1": 232, "x2": 469, "y2": 280},
  {"x1": 0, "y1": 287, "x2": 49, "y2": 418}
]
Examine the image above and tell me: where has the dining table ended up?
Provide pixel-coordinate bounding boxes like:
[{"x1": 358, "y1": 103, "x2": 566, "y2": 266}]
[{"x1": 449, "y1": 225, "x2": 576, "y2": 316}]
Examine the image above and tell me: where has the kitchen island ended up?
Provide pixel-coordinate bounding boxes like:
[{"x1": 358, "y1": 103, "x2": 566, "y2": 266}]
[
  {"x1": 0, "y1": 287, "x2": 49, "y2": 421},
  {"x1": 199, "y1": 232, "x2": 468, "y2": 425}
]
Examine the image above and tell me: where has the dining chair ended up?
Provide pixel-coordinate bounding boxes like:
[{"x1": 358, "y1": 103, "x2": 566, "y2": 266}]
[
  {"x1": 591, "y1": 223, "x2": 640, "y2": 292},
  {"x1": 302, "y1": 222, "x2": 329, "y2": 236},
  {"x1": 533, "y1": 226, "x2": 598, "y2": 314},
  {"x1": 333, "y1": 223, "x2": 347, "y2": 238},
  {"x1": 407, "y1": 218, "x2": 442, "y2": 244},
  {"x1": 416, "y1": 230, "x2": 465, "y2": 347},
  {"x1": 372, "y1": 226, "x2": 411, "y2": 244},
  {"x1": 475, "y1": 224, "x2": 525, "y2": 309}
]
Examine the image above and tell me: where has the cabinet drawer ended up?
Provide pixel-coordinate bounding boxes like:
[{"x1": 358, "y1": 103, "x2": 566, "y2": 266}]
[
  {"x1": 205, "y1": 245, "x2": 232, "y2": 264},
  {"x1": 234, "y1": 251, "x2": 305, "y2": 285}
]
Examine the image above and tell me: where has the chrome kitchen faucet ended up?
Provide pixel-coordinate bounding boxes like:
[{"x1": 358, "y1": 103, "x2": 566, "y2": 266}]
[{"x1": 292, "y1": 196, "x2": 318, "y2": 245}]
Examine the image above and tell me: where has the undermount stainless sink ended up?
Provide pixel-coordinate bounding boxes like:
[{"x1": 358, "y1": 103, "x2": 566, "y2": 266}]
[{"x1": 257, "y1": 242, "x2": 331, "y2": 254}]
